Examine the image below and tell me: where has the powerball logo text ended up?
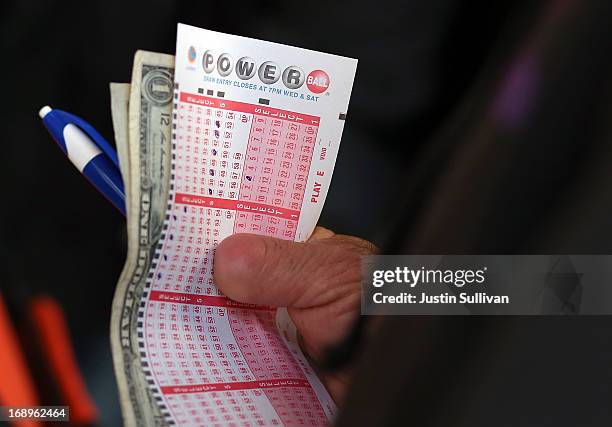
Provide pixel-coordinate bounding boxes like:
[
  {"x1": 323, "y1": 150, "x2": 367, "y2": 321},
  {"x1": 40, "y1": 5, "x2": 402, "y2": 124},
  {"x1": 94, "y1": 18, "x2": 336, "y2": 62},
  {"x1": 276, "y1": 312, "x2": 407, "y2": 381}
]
[{"x1": 187, "y1": 45, "x2": 330, "y2": 94}]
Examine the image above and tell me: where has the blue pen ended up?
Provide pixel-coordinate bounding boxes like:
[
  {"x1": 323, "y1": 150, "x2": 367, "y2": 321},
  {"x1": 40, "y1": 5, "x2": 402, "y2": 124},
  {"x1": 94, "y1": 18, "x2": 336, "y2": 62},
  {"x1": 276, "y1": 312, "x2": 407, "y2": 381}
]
[{"x1": 39, "y1": 106, "x2": 126, "y2": 216}]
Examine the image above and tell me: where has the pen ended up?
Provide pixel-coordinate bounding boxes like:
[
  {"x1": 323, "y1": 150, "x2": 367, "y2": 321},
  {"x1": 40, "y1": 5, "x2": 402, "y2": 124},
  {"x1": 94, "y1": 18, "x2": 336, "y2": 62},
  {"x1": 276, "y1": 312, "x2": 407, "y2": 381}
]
[{"x1": 39, "y1": 106, "x2": 126, "y2": 216}]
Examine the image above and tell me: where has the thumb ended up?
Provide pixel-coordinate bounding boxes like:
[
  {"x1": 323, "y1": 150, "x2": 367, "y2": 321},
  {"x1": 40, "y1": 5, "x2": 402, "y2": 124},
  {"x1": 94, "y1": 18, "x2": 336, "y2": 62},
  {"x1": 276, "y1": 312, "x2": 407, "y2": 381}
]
[{"x1": 213, "y1": 232, "x2": 367, "y2": 308}]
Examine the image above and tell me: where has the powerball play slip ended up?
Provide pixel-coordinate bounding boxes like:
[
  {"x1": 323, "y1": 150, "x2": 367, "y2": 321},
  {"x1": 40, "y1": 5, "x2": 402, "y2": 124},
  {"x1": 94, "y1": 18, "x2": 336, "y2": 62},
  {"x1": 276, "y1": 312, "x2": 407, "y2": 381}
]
[{"x1": 138, "y1": 23, "x2": 357, "y2": 426}]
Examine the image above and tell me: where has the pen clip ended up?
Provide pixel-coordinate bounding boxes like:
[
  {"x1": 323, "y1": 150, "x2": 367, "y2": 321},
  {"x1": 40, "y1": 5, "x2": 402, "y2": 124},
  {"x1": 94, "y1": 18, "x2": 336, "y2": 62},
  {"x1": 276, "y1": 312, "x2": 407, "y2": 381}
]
[{"x1": 56, "y1": 110, "x2": 120, "y2": 170}]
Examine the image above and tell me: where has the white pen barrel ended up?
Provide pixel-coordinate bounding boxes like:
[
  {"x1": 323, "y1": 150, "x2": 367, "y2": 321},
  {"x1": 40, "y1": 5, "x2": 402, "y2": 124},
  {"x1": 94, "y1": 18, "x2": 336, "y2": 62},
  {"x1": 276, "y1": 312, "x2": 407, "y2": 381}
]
[{"x1": 63, "y1": 124, "x2": 102, "y2": 172}]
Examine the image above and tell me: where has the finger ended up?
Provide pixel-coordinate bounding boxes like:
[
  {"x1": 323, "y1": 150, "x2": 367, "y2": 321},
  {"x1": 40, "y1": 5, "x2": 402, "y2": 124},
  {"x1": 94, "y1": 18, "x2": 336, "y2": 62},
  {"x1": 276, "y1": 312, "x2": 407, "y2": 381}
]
[
  {"x1": 309, "y1": 226, "x2": 335, "y2": 241},
  {"x1": 213, "y1": 233, "x2": 364, "y2": 308}
]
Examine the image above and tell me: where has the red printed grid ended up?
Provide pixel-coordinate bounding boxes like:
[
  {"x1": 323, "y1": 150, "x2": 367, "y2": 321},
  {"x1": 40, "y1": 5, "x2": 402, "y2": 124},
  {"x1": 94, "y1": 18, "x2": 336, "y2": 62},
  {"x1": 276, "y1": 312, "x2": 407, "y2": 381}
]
[
  {"x1": 180, "y1": 93, "x2": 320, "y2": 125},
  {"x1": 143, "y1": 93, "x2": 327, "y2": 425},
  {"x1": 174, "y1": 100, "x2": 249, "y2": 199},
  {"x1": 175, "y1": 194, "x2": 300, "y2": 222},
  {"x1": 153, "y1": 205, "x2": 227, "y2": 298},
  {"x1": 229, "y1": 309, "x2": 327, "y2": 425},
  {"x1": 234, "y1": 115, "x2": 317, "y2": 240}
]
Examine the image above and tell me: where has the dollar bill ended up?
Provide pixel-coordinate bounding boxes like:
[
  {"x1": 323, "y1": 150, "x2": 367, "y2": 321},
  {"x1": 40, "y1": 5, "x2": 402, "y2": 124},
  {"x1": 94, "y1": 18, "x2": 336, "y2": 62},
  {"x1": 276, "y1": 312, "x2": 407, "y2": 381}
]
[
  {"x1": 110, "y1": 83, "x2": 131, "y2": 194},
  {"x1": 110, "y1": 50, "x2": 174, "y2": 427},
  {"x1": 110, "y1": 82, "x2": 138, "y2": 325}
]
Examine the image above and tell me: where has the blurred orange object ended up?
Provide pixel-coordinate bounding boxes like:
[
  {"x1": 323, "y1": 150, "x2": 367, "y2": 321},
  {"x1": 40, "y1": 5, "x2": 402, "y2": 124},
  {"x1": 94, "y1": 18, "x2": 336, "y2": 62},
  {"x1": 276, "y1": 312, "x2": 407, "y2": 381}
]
[
  {"x1": 30, "y1": 296, "x2": 99, "y2": 425},
  {"x1": 0, "y1": 294, "x2": 41, "y2": 427}
]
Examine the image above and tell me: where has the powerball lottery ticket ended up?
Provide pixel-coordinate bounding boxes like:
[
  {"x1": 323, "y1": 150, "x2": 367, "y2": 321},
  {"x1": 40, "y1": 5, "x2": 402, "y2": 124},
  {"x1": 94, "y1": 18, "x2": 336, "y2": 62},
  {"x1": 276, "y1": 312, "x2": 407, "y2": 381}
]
[{"x1": 138, "y1": 23, "x2": 357, "y2": 426}]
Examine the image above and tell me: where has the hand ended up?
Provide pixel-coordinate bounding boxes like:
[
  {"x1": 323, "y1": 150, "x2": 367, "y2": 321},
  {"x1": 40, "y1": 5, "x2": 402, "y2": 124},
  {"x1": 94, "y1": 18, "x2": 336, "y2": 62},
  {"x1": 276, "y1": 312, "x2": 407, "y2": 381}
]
[{"x1": 214, "y1": 227, "x2": 377, "y2": 402}]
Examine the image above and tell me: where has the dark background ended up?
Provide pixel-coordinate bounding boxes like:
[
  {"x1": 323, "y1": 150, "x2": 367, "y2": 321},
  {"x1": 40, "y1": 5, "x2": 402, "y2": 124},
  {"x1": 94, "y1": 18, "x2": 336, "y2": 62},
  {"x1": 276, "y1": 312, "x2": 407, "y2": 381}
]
[{"x1": 2, "y1": 0, "x2": 612, "y2": 425}]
